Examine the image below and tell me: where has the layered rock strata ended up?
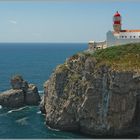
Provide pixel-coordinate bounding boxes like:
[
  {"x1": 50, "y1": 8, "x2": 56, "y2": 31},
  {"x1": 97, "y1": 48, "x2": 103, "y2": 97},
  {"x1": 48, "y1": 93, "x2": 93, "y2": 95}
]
[{"x1": 41, "y1": 52, "x2": 140, "y2": 137}]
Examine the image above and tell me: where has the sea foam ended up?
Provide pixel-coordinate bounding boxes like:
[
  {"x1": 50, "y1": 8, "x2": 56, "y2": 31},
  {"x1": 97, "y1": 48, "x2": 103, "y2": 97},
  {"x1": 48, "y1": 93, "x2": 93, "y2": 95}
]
[
  {"x1": 37, "y1": 111, "x2": 41, "y2": 114},
  {"x1": 47, "y1": 125, "x2": 60, "y2": 132},
  {"x1": 38, "y1": 90, "x2": 43, "y2": 94},
  {"x1": 7, "y1": 106, "x2": 27, "y2": 114},
  {"x1": 0, "y1": 105, "x2": 2, "y2": 109}
]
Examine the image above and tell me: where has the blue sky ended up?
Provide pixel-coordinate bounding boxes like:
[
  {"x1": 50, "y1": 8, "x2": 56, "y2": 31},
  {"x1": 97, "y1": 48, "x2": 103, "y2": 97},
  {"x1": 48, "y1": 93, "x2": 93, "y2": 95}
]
[{"x1": 0, "y1": 1, "x2": 139, "y2": 43}]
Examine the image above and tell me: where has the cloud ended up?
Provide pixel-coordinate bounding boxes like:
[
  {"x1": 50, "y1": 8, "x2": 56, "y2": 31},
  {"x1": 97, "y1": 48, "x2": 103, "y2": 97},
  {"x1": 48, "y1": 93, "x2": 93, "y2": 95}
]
[{"x1": 9, "y1": 20, "x2": 17, "y2": 24}]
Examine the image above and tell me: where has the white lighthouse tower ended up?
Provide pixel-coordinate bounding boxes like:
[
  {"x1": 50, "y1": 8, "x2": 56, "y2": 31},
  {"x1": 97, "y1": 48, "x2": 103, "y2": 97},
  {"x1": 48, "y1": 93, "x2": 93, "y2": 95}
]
[{"x1": 113, "y1": 11, "x2": 121, "y2": 33}]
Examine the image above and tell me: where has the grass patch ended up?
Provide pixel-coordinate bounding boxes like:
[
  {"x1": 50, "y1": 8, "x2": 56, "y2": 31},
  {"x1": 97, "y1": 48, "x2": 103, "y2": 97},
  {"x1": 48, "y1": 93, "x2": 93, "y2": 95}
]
[
  {"x1": 85, "y1": 43, "x2": 140, "y2": 72},
  {"x1": 93, "y1": 43, "x2": 140, "y2": 60}
]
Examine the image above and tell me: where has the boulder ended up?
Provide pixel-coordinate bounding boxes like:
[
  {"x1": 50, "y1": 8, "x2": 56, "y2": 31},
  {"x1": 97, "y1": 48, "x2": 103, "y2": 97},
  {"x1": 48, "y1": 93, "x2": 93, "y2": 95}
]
[
  {"x1": 0, "y1": 89, "x2": 24, "y2": 108},
  {"x1": 25, "y1": 84, "x2": 41, "y2": 105},
  {"x1": 10, "y1": 75, "x2": 29, "y2": 91},
  {"x1": 0, "y1": 75, "x2": 40, "y2": 108}
]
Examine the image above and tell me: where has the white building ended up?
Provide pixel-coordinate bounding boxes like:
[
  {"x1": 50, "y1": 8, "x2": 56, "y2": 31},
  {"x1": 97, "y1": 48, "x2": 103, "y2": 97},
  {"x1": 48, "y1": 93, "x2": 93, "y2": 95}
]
[
  {"x1": 107, "y1": 11, "x2": 140, "y2": 47},
  {"x1": 88, "y1": 40, "x2": 106, "y2": 51},
  {"x1": 88, "y1": 11, "x2": 140, "y2": 50}
]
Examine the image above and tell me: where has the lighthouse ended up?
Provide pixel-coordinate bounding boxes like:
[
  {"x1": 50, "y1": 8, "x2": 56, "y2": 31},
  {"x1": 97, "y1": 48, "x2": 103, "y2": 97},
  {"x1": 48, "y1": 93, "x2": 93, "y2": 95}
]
[
  {"x1": 89, "y1": 11, "x2": 140, "y2": 50},
  {"x1": 106, "y1": 11, "x2": 140, "y2": 47},
  {"x1": 113, "y1": 11, "x2": 121, "y2": 33}
]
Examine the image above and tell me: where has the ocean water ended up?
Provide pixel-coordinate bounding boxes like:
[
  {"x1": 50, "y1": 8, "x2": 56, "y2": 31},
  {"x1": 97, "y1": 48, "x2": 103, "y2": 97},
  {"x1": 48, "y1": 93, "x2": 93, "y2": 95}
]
[{"x1": 0, "y1": 43, "x2": 88, "y2": 138}]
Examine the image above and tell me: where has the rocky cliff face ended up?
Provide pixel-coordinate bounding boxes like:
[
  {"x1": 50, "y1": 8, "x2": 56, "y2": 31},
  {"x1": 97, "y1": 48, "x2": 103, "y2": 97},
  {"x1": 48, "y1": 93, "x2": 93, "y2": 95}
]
[
  {"x1": 0, "y1": 75, "x2": 41, "y2": 108},
  {"x1": 42, "y1": 44, "x2": 140, "y2": 137}
]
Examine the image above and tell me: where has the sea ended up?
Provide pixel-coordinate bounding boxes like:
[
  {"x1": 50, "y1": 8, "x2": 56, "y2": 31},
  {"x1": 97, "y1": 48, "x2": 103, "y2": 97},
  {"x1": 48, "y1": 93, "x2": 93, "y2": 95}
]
[{"x1": 0, "y1": 43, "x2": 88, "y2": 139}]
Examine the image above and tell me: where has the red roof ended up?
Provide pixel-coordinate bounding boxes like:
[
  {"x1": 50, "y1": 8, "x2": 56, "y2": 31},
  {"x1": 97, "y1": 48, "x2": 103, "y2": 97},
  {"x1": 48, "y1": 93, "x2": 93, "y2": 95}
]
[
  {"x1": 114, "y1": 11, "x2": 121, "y2": 17},
  {"x1": 121, "y1": 30, "x2": 140, "y2": 32},
  {"x1": 113, "y1": 30, "x2": 140, "y2": 34}
]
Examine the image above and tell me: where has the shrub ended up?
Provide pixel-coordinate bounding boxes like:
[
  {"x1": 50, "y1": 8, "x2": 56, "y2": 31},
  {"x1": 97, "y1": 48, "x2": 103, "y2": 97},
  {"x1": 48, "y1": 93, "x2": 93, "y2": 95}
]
[{"x1": 84, "y1": 43, "x2": 140, "y2": 72}]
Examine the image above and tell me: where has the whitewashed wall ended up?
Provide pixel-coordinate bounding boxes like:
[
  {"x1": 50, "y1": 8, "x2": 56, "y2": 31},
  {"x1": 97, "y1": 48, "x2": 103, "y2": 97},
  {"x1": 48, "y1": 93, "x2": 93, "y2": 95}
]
[{"x1": 106, "y1": 31, "x2": 140, "y2": 47}]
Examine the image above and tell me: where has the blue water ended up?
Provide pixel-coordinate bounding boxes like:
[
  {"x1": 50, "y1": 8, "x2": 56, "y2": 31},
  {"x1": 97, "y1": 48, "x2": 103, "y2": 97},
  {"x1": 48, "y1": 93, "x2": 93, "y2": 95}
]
[{"x1": 0, "y1": 43, "x2": 87, "y2": 138}]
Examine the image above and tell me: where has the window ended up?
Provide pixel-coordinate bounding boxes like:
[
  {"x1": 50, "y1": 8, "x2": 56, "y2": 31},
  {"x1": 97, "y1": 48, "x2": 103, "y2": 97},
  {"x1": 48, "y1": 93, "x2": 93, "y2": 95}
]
[
  {"x1": 139, "y1": 36, "x2": 140, "y2": 38},
  {"x1": 125, "y1": 36, "x2": 127, "y2": 38},
  {"x1": 130, "y1": 36, "x2": 132, "y2": 38},
  {"x1": 134, "y1": 36, "x2": 135, "y2": 38},
  {"x1": 122, "y1": 36, "x2": 124, "y2": 38}
]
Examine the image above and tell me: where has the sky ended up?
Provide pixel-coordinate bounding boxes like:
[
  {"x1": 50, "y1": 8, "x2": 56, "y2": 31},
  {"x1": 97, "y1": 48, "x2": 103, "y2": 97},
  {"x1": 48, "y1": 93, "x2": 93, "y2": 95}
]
[{"x1": 0, "y1": 0, "x2": 140, "y2": 43}]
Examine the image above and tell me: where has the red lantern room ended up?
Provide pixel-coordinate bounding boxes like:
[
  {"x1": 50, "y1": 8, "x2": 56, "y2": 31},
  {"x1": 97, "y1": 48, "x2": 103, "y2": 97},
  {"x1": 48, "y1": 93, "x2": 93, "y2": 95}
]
[
  {"x1": 114, "y1": 11, "x2": 121, "y2": 17},
  {"x1": 113, "y1": 11, "x2": 122, "y2": 32}
]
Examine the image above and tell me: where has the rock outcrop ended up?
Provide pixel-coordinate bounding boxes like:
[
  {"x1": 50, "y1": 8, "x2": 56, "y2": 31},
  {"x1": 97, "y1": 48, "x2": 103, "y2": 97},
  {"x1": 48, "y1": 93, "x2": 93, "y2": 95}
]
[
  {"x1": 0, "y1": 75, "x2": 40, "y2": 108},
  {"x1": 0, "y1": 89, "x2": 24, "y2": 108},
  {"x1": 41, "y1": 44, "x2": 140, "y2": 137}
]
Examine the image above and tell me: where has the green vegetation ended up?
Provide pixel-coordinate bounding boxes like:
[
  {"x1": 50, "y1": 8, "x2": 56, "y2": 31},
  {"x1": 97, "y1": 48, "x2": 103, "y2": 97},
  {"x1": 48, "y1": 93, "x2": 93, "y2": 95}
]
[
  {"x1": 86, "y1": 43, "x2": 140, "y2": 71},
  {"x1": 93, "y1": 43, "x2": 140, "y2": 60},
  {"x1": 11, "y1": 74, "x2": 23, "y2": 81},
  {"x1": 56, "y1": 63, "x2": 68, "y2": 73}
]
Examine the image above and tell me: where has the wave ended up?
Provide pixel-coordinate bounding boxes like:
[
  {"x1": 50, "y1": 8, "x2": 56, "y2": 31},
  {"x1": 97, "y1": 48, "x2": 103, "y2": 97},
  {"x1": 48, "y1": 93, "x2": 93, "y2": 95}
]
[
  {"x1": 16, "y1": 117, "x2": 28, "y2": 126},
  {"x1": 38, "y1": 90, "x2": 44, "y2": 94},
  {"x1": 47, "y1": 125, "x2": 60, "y2": 132},
  {"x1": 0, "y1": 105, "x2": 2, "y2": 109},
  {"x1": 7, "y1": 106, "x2": 28, "y2": 114},
  {"x1": 37, "y1": 111, "x2": 41, "y2": 114}
]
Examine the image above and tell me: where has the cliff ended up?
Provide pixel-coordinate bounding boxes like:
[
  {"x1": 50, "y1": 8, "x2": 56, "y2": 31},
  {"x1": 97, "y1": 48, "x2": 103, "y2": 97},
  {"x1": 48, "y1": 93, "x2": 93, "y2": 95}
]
[{"x1": 41, "y1": 43, "x2": 140, "y2": 137}]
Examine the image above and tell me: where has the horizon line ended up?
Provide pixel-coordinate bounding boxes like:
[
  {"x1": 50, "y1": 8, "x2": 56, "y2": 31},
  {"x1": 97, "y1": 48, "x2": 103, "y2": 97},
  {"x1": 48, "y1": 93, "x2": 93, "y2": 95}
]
[
  {"x1": 0, "y1": 0, "x2": 139, "y2": 2},
  {"x1": 0, "y1": 42, "x2": 88, "y2": 44}
]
